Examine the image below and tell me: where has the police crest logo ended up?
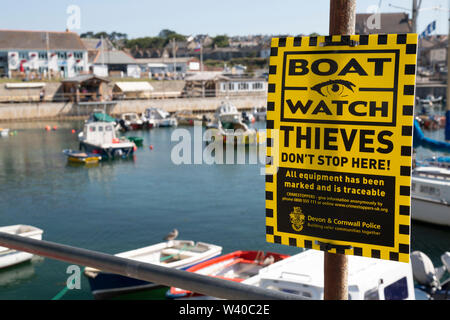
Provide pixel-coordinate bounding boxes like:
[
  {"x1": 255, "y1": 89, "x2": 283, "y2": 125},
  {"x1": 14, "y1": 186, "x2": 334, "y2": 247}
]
[
  {"x1": 265, "y1": 34, "x2": 417, "y2": 263},
  {"x1": 289, "y1": 207, "x2": 305, "y2": 232}
]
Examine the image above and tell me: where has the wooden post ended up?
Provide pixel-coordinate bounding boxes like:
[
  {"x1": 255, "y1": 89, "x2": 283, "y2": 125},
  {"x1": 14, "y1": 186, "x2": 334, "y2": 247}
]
[{"x1": 324, "y1": 0, "x2": 356, "y2": 300}]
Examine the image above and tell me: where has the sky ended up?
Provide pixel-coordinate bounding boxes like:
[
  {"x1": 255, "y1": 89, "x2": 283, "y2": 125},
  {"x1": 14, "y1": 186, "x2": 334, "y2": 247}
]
[{"x1": 0, "y1": 0, "x2": 448, "y2": 38}]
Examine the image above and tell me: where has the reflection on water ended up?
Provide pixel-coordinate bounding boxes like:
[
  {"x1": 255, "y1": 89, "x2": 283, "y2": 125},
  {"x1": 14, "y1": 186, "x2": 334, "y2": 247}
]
[
  {"x1": 0, "y1": 256, "x2": 44, "y2": 288},
  {"x1": 0, "y1": 120, "x2": 449, "y2": 299}
]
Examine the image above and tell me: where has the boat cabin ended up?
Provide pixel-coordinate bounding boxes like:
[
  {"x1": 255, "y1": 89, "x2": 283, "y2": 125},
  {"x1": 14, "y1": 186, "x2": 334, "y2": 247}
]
[
  {"x1": 81, "y1": 122, "x2": 117, "y2": 145},
  {"x1": 243, "y1": 250, "x2": 415, "y2": 300},
  {"x1": 144, "y1": 108, "x2": 169, "y2": 120}
]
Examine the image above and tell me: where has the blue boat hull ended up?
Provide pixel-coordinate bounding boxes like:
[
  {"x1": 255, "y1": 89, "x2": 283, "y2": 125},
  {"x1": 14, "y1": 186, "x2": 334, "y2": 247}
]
[{"x1": 86, "y1": 255, "x2": 220, "y2": 299}]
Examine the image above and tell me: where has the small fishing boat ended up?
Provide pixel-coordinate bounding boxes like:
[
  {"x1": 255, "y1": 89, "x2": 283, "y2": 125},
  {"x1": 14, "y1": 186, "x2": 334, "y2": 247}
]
[
  {"x1": 174, "y1": 110, "x2": 204, "y2": 126},
  {"x1": 411, "y1": 250, "x2": 450, "y2": 300},
  {"x1": 216, "y1": 101, "x2": 241, "y2": 124},
  {"x1": 242, "y1": 249, "x2": 415, "y2": 300},
  {"x1": 209, "y1": 121, "x2": 265, "y2": 146},
  {"x1": 241, "y1": 111, "x2": 255, "y2": 124},
  {"x1": 0, "y1": 128, "x2": 10, "y2": 137},
  {"x1": 167, "y1": 250, "x2": 289, "y2": 299},
  {"x1": 0, "y1": 225, "x2": 43, "y2": 269},
  {"x1": 206, "y1": 102, "x2": 264, "y2": 145},
  {"x1": 252, "y1": 106, "x2": 267, "y2": 121},
  {"x1": 78, "y1": 121, "x2": 136, "y2": 159},
  {"x1": 84, "y1": 240, "x2": 222, "y2": 299},
  {"x1": 120, "y1": 113, "x2": 144, "y2": 130},
  {"x1": 411, "y1": 166, "x2": 450, "y2": 227},
  {"x1": 143, "y1": 108, "x2": 177, "y2": 128},
  {"x1": 62, "y1": 149, "x2": 102, "y2": 163}
]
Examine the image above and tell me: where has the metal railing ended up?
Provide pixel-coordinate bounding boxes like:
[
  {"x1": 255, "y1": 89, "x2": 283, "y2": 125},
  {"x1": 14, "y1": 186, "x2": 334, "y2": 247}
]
[{"x1": 0, "y1": 231, "x2": 300, "y2": 300}]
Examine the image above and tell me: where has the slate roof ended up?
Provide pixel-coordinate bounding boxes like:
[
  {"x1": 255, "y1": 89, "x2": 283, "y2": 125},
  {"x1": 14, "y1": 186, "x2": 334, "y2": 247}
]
[
  {"x1": 93, "y1": 50, "x2": 137, "y2": 65},
  {"x1": 0, "y1": 30, "x2": 86, "y2": 51}
]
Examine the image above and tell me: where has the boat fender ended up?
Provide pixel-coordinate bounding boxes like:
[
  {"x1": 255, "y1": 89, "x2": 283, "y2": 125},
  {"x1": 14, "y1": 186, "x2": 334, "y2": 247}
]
[{"x1": 149, "y1": 145, "x2": 153, "y2": 150}]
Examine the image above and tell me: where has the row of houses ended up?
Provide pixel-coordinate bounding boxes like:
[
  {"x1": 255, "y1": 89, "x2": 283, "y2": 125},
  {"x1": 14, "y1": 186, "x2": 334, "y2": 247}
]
[
  {"x1": 0, "y1": 29, "x2": 205, "y2": 80},
  {"x1": 0, "y1": 12, "x2": 447, "y2": 81}
]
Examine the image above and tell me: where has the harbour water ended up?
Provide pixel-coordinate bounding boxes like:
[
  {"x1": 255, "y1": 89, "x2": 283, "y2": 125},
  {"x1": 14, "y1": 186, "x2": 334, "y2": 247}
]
[{"x1": 0, "y1": 120, "x2": 449, "y2": 300}]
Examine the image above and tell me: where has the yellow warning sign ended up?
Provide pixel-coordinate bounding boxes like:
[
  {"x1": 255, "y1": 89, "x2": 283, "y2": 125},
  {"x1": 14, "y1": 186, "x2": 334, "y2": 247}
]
[{"x1": 265, "y1": 34, "x2": 417, "y2": 263}]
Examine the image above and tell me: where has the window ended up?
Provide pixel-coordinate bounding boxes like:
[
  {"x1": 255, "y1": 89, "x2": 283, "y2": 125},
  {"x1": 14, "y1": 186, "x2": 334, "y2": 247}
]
[
  {"x1": 89, "y1": 126, "x2": 96, "y2": 132},
  {"x1": 74, "y1": 52, "x2": 83, "y2": 59},
  {"x1": 364, "y1": 288, "x2": 380, "y2": 300},
  {"x1": 220, "y1": 83, "x2": 227, "y2": 92},
  {"x1": 238, "y1": 82, "x2": 249, "y2": 90},
  {"x1": 98, "y1": 126, "x2": 103, "y2": 132},
  {"x1": 19, "y1": 52, "x2": 27, "y2": 59},
  {"x1": 38, "y1": 52, "x2": 48, "y2": 59},
  {"x1": 57, "y1": 52, "x2": 67, "y2": 59},
  {"x1": 228, "y1": 83, "x2": 235, "y2": 91},
  {"x1": 419, "y1": 185, "x2": 440, "y2": 196},
  {"x1": 384, "y1": 277, "x2": 409, "y2": 300},
  {"x1": 252, "y1": 82, "x2": 264, "y2": 90},
  {"x1": 105, "y1": 126, "x2": 112, "y2": 131}
]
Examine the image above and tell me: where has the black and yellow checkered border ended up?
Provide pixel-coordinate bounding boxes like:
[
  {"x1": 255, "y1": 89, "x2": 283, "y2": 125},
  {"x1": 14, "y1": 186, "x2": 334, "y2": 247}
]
[{"x1": 265, "y1": 34, "x2": 417, "y2": 263}]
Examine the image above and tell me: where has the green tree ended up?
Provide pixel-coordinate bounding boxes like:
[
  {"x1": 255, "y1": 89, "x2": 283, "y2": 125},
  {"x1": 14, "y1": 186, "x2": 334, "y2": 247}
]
[{"x1": 212, "y1": 35, "x2": 229, "y2": 47}]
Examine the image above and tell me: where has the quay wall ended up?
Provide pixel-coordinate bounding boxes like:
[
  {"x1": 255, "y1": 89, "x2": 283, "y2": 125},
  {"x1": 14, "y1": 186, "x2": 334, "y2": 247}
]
[{"x1": 0, "y1": 95, "x2": 267, "y2": 121}]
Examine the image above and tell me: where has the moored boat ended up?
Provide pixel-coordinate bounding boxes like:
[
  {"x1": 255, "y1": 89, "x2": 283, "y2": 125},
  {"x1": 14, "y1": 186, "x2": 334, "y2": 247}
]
[
  {"x1": 167, "y1": 250, "x2": 289, "y2": 299},
  {"x1": 0, "y1": 128, "x2": 10, "y2": 137},
  {"x1": 143, "y1": 108, "x2": 177, "y2": 128},
  {"x1": 206, "y1": 101, "x2": 264, "y2": 145},
  {"x1": 83, "y1": 240, "x2": 222, "y2": 299},
  {"x1": 120, "y1": 113, "x2": 144, "y2": 130},
  {"x1": 411, "y1": 166, "x2": 450, "y2": 227},
  {"x1": 0, "y1": 225, "x2": 43, "y2": 269},
  {"x1": 242, "y1": 249, "x2": 415, "y2": 300},
  {"x1": 78, "y1": 121, "x2": 136, "y2": 159},
  {"x1": 252, "y1": 106, "x2": 267, "y2": 121},
  {"x1": 63, "y1": 149, "x2": 102, "y2": 163},
  {"x1": 174, "y1": 110, "x2": 204, "y2": 126}
]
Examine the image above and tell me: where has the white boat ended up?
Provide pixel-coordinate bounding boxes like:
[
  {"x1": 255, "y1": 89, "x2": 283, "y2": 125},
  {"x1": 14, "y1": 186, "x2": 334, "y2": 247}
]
[
  {"x1": 0, "y1": 128, "x2": 10, "y2": 137},
  {"x1": 206, "y1": 101, "x2": 264, "y2": 145},
  {"x1": 411, "y1": 166, "x2": 450, "y2": 227},
  {"x1": 143, "y1": 108, "x2": 177, "y2": 128},
  {"x1": 216, "y1": 101, "x2": 241, "y2": 124},
  {"x1": 120, "y1": 113, "x2": 143, "y2": 130},
  {"x1": 78, "y1": 121, "x2": 136, "y2": 159},
  {"x1": 242, "y1": 249, "x2": 416, "y2": 300},
  {"x1": 0, "y1": 225, "x2": 43, "y2": 269},
  {"x1": 252, "y1": 106, "x2": 267, "y2": 121},
  {"x1": 83, "y1": 240, "x2": 222, "y2": 299}
]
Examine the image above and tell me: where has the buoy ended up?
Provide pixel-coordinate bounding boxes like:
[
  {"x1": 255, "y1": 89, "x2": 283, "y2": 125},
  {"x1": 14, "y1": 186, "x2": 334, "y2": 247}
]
[
  {"x1": 71, "y1": 129, "x2": 76, "y2": 134},
  {"x1": 52, "y1": 126, "x2": 58, "y2": 131},
  {"x1": 149, "y1": 145, "x2": 153, "y2": 150},
  {"x1": 133, "y1": 145, "x2": 137, "y2": 152},
  {"x1": 45, "y1": 125, "x2": 51, "y2": 131}
]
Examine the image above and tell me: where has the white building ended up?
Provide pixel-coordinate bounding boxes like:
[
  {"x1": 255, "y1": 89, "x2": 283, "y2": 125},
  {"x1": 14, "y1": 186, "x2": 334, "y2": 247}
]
[{"x1": 0, "y1": 30, "x2": 88, "y2": 78}]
